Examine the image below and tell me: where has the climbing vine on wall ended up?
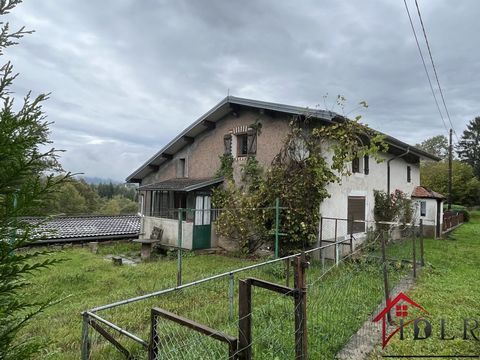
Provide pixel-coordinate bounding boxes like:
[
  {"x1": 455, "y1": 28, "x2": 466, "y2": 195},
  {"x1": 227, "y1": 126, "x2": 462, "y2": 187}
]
[{"x1": 213, "y1": 99, "x2": 387, "y2": 255}]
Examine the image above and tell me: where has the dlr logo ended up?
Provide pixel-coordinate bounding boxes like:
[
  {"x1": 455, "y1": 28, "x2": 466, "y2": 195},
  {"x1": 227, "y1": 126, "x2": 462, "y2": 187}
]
[{"x1": 399, "y1": 318, "x2": 480, "y2": 341}]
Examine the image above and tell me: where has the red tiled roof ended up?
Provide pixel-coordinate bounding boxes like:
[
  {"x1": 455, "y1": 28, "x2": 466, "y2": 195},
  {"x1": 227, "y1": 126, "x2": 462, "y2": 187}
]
[{"x1": 411, "y1": 186, "x2": 445, "y2": 199}]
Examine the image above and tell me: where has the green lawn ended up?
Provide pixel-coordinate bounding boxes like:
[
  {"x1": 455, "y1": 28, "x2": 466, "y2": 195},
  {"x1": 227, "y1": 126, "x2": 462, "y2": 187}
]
[
  {"x1": 370, "y1": 211, "x2": 480, "y2": 358},
  {"x1": 19, "y1": 214, "x2": 479, "y2": 359},
  {"x1": 20, "y1": 244, "x2": 258, "y2": 359}
]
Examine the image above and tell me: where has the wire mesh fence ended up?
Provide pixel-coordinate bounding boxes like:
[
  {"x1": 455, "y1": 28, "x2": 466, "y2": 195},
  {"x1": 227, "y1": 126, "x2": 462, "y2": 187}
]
[{"x1": 81, "y1": 216, "x2": 425, "y2": 360}]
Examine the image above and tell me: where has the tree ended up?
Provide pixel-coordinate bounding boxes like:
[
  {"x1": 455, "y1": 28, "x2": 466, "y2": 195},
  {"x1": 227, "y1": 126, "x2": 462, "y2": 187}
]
[
  {"x1": 0, "y1": 2, "x2": 69, "y2": 358},
  {"x1": 457, "y1": 117, "x2": 480, "y2": 178},
  {"x1": 416, "y1": 135, "x2": 448, "y2": 160},
  {"x1": 98, "y1": 195, "x2": 138, "y2": 215},
  {"x1": 421, "y1": 160, "x2": 480, "y2": 206}
]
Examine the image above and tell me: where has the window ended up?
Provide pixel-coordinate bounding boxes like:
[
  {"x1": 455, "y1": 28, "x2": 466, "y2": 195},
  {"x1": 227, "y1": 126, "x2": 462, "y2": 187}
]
[
  {"x1": 150, "y1": 190, "x2": 172, "y2": 218},
  {"x1": 352, "y1": 157, "x2": 360, "y2": 173},
  {"x1": 364, "y1": 155, "x2": 369, "y2": 175},
  {"x1": 347, "y1": 196, "x2": 366, "y2": 233},
  {"x1": 420, "y1": 201, "x2": 426, "y2": 216},
  {"x1": 407, "y1": 166, "x2": 411, "y2": 183},
  {"x1": 177, "y1": 158, "x2": 186, "y2": 178},
  {"x1": 194, "y1": 195, "x2": 211, "y2": 225},
  {"x1": 237, "y1": 134, "x2": 248, "y2": 157}
]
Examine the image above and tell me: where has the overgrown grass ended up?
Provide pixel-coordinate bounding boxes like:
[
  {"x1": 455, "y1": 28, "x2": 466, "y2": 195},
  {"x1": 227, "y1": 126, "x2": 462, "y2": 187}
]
[
  {"x1": 20, "y1": 218, "x2": 478, "y2": 360},
  {"x1": 370, "y1": 211, "x2": 480, "y2": 358},
  {"x1": 18, "y1": 240, "x2": 410, "y2": 359},
  {"x1": 19, "y1": 243, "x2": 257, "y2": 359}
]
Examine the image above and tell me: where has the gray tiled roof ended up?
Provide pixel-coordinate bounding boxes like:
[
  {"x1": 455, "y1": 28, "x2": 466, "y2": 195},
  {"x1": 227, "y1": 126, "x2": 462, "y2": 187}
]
[{"x1": 22, "y1": 215, "x2": 140, "y2": 242}]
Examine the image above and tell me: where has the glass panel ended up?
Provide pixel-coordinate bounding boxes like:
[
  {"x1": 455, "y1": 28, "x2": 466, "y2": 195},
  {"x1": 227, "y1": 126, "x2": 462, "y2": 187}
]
[
  {"x1": 203, "y1": 196, "x2": 211, "y2": 225},
  {"x1": 195, "y1": 196, "x2": 204, "y2": 225}
]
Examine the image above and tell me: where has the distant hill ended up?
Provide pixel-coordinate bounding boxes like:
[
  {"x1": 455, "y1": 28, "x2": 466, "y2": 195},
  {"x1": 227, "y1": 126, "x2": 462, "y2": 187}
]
[{"x1": 77, "y1": 176, "x2": 122, "y2": 185}]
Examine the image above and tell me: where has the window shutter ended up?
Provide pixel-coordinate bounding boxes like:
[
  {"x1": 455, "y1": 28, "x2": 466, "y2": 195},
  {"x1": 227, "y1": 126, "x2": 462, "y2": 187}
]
[
  {"x1": 223, "y1": 134, "x2": 232, "y2": 155},
  {"x1": 352, "y1": 157, "x2": 360, "y2": 173},
  {"x1": 407, "y1": 166, "x2": 411, "y2": 183},
  {"x1": 247, "y1": 129, "x2": 257, "y2": 155},
  {"x1": 364, "y1": 155, "x2": 369, "y2": 175}
]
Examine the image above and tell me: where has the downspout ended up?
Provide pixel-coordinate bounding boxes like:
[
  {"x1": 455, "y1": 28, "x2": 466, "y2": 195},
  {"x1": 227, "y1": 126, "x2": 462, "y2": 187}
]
[{"x1": 387, "y1": 147, "x2": 410, "y2": 195}]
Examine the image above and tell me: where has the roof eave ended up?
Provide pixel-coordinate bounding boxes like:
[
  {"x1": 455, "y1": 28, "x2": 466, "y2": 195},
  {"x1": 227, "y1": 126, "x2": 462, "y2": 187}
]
[{"x1": 126, "y1": 96, "x2": 440, "y2": 182}]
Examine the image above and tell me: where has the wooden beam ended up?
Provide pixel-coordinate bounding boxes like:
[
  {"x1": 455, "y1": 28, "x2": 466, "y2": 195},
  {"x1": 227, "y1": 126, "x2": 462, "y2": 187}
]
[
  {"x1": 161, "y1": 153, "x2": 173, "y2": 160},
  {"x1": 183, "y1": 136, "x2": 194, "y2": 144},
  {"x1": 151, "y1": 308, "x2": 237, "y2": 345},
  {"x1": 148, "y1": 165, "x2": 159, "y2": 171},
  {"x1": 249, "y1": 278, "x2": 295, "y2": 296},
  {"x1": 202, "y1": 120, "x2": 216, "y2": 129},
  {"x1": 88, "y1": 320, "x2": 132, "y2": 358},
  {"x1": 238, "y1": 279, "x2": 252, "y2": 360}
]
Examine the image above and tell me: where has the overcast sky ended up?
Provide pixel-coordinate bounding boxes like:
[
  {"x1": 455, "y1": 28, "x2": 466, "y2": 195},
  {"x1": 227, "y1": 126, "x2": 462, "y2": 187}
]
[{"x1": 4, "y1": 0, "x2": 479, "y2": 181}]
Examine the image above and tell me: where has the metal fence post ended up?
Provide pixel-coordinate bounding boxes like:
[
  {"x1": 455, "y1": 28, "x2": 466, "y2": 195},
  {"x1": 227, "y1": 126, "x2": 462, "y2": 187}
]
[
  {"x1": 81, "y1": 312, "x2": 91, "y2": 360},
  {"x1": 334, "y1": 218, "x2": 338, "y2": 266},
  {"x1": 228, "y1": 273, "x2": 235, "y2": 321},
  {"x1": 286, "y1": 258, "x2": 290, "y2": 287},
  {"x1": 319, "y1": 217, "x2": 324, "y2": 273},
  {"x1": 420, "y1": 219, "x2": 425, "y2": 267},
  {"x1": 177, "y1": 209, "x2": 183, "y2": 287},
  {"x1": 380, "y1": 229, "x2": 391, "y2": 323},
  {"x1": 349, "y1": 215, "x2": 354, "y2": 254},
  {"x1": 274, "y1": 197, "x2": 280, "y2": 258},
  {"x1": 293, "y1": 252, "x2": 308, "y2": 360},
  {"x1": 412, "y1": 225, "x2": 417, "y2": 278}
]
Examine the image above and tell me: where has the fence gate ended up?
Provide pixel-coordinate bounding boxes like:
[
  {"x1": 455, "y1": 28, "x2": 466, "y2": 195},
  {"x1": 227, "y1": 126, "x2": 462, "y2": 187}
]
[
  {"x1": 149, "y1": 308, "x2": 238, "y2": 360},
  {"x1": 237, "y1": 253, "x2": 309, "y2": 360}
]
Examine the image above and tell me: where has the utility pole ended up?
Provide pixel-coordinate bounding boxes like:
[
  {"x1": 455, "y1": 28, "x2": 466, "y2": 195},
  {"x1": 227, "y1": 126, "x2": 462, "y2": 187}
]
[{"x1": 448, "y1": 128, "x2": 452, "y2": 210}]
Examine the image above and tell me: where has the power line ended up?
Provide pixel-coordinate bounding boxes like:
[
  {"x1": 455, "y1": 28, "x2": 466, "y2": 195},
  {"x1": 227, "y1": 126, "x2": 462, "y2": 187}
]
[
  {"x1": 402, "y1": 0, "x2": 449, "y2": 136},
  {"x1": 413, "y1": 0, "x2": 460, "y2": 143}
]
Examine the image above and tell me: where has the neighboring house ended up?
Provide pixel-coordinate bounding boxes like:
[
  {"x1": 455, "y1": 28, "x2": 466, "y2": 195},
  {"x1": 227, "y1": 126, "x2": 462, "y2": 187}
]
[
  {"x1": 411, "y1": 186, "x2": 445, "y2": 238},
  {"x1": 126, "y1": 96, "x2": 439, "y2": 250}
]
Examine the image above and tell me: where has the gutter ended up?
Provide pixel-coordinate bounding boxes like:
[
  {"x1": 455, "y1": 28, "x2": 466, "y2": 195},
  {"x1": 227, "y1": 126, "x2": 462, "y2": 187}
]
[{"x1": 387, "y1": 147, "x2": 410, "y2": 195}]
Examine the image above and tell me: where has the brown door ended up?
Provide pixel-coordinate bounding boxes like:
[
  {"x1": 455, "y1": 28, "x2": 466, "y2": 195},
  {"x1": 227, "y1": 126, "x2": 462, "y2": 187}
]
[{"x1": 348, "y1": 196, "x2": 366, "y2": 234}]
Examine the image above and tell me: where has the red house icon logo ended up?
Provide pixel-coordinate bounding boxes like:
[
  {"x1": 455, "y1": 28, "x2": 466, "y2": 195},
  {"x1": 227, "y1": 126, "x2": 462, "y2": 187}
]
[{"x1": 372, "y1": 292, "x2": 429, "y2": 348}]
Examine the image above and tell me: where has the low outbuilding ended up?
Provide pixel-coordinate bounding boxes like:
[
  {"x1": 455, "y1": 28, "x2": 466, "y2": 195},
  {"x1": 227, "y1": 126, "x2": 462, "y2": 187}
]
[{"x1": 412, "y1": 186, "x2": 445, "y2": 238}]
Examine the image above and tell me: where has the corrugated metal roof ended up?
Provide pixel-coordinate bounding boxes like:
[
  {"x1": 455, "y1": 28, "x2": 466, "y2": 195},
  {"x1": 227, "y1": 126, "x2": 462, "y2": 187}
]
[
  {"x1": 138, "y1": 177, "x2": 223, "y2": 191},
  {"x1": 22, "y1": 215, "x2": 140, "y2": 242},
  {"x1": 126, "y1": 96, "x2": 441, "y2": 182}
]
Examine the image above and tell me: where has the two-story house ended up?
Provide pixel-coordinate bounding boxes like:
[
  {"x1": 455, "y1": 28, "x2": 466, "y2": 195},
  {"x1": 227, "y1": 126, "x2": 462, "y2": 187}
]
[{"x1": 126, "y1": 96, "x2": 440, "y2": 250}]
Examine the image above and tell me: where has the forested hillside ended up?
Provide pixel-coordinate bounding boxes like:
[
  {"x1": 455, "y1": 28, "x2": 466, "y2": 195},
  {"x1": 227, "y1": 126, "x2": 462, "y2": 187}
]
[{"x1": 36, "y1": 178, "x2": 138, "y2": 216}]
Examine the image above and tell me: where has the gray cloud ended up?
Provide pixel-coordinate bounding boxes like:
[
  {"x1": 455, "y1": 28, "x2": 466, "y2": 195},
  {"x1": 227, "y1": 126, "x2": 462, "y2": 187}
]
[{"x1": 4, "y1": 0, "x2": 479, "y2": 180}]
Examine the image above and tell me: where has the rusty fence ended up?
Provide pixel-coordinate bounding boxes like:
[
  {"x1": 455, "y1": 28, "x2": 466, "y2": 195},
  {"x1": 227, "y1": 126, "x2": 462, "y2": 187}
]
[
  {"x1": 81, "y1": 218, "x2": 425, "y2": 359},
  {"x1": 443, "y1": 211, "x2": 464, "y2": 232}
]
